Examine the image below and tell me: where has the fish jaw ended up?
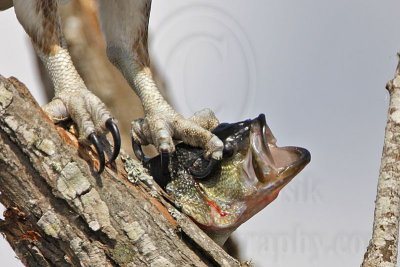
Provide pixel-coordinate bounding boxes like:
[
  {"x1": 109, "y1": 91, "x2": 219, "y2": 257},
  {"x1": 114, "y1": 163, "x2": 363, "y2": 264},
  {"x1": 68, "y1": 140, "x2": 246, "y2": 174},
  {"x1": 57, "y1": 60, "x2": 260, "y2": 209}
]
[{"x1": 197, "y1": 117, "x2": 310, "y2": 229}]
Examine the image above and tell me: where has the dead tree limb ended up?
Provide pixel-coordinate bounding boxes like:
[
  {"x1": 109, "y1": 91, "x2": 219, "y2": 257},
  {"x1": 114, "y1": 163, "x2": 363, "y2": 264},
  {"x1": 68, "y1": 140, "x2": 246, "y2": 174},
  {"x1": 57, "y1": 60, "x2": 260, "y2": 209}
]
[
  {"x1": 361, "y1": 56, "x2": 400, "y2": 267},
  {"x1": 0, "y1": 75, "x2": 244, "y2": 266}
]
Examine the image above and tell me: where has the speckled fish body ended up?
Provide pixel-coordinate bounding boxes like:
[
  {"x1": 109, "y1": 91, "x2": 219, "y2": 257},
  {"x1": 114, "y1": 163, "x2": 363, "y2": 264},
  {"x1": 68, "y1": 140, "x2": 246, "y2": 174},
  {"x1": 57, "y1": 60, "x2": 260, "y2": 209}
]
[{"x1": 146, "y1": 114, "x2": 310, "y2": 245}]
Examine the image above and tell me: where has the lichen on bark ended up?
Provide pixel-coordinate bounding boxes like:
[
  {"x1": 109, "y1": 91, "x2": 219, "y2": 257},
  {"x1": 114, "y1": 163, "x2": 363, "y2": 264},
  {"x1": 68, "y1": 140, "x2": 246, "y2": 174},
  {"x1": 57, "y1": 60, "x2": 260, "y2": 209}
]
[{"x1": 361, "y1": 55, "x2": 400, "y2": 267}]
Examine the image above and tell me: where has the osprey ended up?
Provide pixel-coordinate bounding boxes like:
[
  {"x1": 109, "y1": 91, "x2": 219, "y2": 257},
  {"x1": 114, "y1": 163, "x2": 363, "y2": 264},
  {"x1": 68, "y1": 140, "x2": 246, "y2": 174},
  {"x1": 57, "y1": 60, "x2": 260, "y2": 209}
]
[
  {"x1": 1, "y1": 0, "x2": 311, "y2": 249},
  {"x1": 1, "y1": 0, "x2": 224, "y2": 173}
]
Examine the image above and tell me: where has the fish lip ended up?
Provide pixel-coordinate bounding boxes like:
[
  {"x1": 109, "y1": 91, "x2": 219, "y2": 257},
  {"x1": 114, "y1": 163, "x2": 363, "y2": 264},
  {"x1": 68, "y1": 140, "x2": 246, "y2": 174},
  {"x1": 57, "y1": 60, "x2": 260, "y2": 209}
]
[
  {"x1": 277, "y1": 146, "x2": 311, "y2": 176},
  {"x1": 288, "y1": 146, "x2": 311, "y2": 167},
  {"x1": 250, "y1": 114, "x2": 311, "y2": 184}
]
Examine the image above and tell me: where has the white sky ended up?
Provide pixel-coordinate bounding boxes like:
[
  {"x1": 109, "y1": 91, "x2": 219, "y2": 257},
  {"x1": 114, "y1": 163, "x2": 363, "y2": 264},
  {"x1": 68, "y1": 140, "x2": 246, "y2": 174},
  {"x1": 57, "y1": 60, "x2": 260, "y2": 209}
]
[{"x1": 1, "y1": 1, "x2": 399, "y2": 266}]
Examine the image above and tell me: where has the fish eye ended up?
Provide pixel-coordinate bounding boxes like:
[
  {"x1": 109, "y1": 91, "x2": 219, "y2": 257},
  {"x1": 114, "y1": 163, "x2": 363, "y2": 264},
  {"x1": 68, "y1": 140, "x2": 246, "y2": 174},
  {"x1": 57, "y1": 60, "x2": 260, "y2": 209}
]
[{"x1": 223, "y1": 142, "x2": 235, "y2": 158}]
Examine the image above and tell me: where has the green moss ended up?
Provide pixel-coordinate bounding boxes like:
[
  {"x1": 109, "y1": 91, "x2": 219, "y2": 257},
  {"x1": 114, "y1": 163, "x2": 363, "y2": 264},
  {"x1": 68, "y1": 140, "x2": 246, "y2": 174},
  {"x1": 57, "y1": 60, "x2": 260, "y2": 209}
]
[{"x1": 110, "y1": 243, "x2": 137, "y2": 265}]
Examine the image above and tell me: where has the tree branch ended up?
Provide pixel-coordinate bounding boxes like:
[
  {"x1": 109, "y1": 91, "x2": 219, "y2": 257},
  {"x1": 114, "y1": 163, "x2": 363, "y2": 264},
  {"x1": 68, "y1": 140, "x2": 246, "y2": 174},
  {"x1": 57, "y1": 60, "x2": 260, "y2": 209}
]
[
  {"x1": 361, "y1": 55, "x2": 400, "y2": 267},
  {"x1": 0, "y1": 75, "x2": 244, "y2": 266}
]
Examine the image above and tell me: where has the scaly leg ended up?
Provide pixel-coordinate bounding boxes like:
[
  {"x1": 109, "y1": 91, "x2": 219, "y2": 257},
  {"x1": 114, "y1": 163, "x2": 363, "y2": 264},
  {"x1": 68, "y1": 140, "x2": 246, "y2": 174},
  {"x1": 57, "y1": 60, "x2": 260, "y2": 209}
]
[
  {"x1": 97, "y1": 0, "x2": 223, "y2": 167},
  {"x1": 13, "y1": 0, "x2": 120, "y2": 173}
]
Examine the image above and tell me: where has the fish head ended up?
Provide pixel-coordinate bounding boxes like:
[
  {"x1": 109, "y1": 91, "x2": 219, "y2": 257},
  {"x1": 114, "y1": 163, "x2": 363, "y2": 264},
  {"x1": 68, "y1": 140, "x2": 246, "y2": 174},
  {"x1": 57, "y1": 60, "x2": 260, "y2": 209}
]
[{"x1": 146, "y1": 114, "x2": 310, "y2": 245}]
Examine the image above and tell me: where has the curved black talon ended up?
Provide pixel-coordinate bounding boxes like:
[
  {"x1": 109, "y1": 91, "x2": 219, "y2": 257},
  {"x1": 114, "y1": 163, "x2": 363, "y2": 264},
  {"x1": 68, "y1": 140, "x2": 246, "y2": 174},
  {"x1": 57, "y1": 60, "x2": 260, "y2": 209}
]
[
  {"x1": 89, "y1": 133, "x2": 105, "y2": 174},
  {"x1": 105, "y1": 118, "x2": 121, "y2": 163},
  {"x1": 160, "y1": 152, "x2": 169, "y2": 174},
  {"x1": 190, "y1": 158, "x2": 218, "y2": 179},
  {"x1": 132, "y1": 138, "x2": 150, "y2": 163}
]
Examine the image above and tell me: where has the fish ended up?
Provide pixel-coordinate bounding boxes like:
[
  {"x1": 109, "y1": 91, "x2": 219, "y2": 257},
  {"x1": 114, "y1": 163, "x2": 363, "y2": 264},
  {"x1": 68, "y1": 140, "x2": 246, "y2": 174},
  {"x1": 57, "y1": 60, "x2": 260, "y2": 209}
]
[{"x1": 144, "y1": 114, "x2": 310, "y2": 245}]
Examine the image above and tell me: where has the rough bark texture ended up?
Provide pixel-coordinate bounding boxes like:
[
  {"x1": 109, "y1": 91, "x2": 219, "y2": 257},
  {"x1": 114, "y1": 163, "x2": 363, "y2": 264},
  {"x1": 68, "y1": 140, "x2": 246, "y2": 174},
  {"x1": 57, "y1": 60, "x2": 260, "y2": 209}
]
[
  {"x1": 361, "y1": 56, "x2": 400, "y2": 267},
  {"x1": 0, "y1": 75, "x2": 246, "y2": 267}
]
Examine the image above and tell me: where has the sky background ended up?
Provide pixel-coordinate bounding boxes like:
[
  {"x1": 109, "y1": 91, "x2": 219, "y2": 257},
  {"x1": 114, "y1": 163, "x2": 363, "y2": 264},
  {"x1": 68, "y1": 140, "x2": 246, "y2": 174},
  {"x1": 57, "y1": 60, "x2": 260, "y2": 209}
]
[{"x1": 0, "y1": 0, "x2": 399, "y2": 266}]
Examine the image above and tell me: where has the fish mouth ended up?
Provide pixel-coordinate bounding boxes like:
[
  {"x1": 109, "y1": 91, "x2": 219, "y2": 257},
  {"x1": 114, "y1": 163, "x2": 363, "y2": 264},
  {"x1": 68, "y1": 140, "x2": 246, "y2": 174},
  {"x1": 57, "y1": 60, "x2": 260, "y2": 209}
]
[
  {"x1": 249, "y1": 114, "x2": 311, "y2": 187},
  {"x1": 147, "y1": 113, "x2": 310, "y2": 236},
  {"x1": 198, "y1": 114, "x2": 310, "y2": 241}
]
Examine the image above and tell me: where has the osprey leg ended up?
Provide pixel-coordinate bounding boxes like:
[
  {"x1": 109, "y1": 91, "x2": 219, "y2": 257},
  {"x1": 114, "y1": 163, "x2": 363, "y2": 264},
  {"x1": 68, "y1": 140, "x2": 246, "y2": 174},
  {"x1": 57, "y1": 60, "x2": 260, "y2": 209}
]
[{"x1": 13, "y1": 0, "x2": 121, "y2": 173}]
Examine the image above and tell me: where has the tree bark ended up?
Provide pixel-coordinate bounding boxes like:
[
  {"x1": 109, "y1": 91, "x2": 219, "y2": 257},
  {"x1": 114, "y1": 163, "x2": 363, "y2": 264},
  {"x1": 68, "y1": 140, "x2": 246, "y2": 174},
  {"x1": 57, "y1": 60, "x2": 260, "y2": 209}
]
[
  {"x1": 0, "y1": 75, "x2": 245, "y2": 266},
  {"x1": 361, "y1": 56, "x2": 400, "y2": 267}
]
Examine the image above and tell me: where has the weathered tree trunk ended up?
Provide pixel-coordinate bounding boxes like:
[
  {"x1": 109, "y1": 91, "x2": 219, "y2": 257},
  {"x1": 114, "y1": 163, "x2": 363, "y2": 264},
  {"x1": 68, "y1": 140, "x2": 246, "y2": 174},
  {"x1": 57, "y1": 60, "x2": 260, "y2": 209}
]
[
  {"x1": 361, "y1": 56, "x2": 400, "y2": 267},
  {"x1": 0, "y1": 75, "x2": 245, "y2": 266}
]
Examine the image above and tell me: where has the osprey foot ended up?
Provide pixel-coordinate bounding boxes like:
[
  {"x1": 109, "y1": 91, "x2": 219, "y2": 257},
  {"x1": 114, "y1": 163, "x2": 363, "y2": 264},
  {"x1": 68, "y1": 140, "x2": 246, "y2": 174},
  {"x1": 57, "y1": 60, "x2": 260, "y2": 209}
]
[
  {"x1": 131, "y1": 108, "x2": 224, "y2": 176},
  {"x1": 43, "y1": 91, "x2": 121, "y2": 174}
]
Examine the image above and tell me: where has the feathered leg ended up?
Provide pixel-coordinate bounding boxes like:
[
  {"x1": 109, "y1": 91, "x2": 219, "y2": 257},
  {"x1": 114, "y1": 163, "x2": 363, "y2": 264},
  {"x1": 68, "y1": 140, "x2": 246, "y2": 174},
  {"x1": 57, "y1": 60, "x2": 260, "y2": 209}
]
[
  {"x1": 97, "y1": 0, "x2": 223, "y2": 164},
  {"x1": 13, "y1": 0, "x2": 120, "y2": 173}
]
